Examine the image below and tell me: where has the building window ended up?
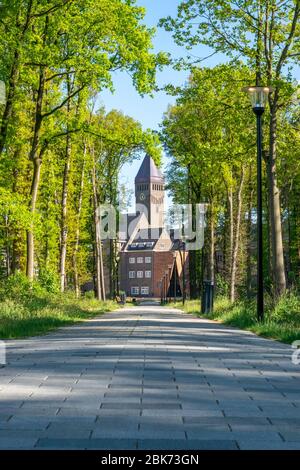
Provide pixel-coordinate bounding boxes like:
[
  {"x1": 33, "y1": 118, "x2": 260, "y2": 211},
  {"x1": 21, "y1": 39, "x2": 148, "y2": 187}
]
[
  {"x1": 137, "y1": 257, "x2": 143, "y2": 263},
  {"x1": 141, "y1": 287, "x2": 149, "y2": 295},
  {"x1": 145, "y1": 270, "x2": 151, "y2": 278},
  {"x1": 131, "y1": 287, "x2": 139, "y2": 295},
  {"x1": 137, "y1": 271, "x2": 143, "y2": 278},
  {"x1": 129, "y1": 257, "x2": 135, "y2": 264},
  {"x1": 145, "y1": 257, "x2": 151, "y2": 263},
  {"x1": 129, "y1": 271, "x2": 135, "y2": 279}
]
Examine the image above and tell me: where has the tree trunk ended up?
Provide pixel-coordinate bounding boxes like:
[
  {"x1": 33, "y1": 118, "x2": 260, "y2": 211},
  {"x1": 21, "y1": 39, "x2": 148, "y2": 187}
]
[
  {"x1": 109, "y1": 238, "x2": 116, "y2": 299},
  {"x1": 0, "y1": 1, "x2": 33, "y2": 155},
  {"x1": 226, "y1": 186, "x2": 234, "y2": 289},
  {"x1": 0, "y1": 53, "x2": 20, "y2": 156},
  {"x1": 246, "y1": 166, "x2": 254, "y2": 298},
  {"x1": 73, "y1": 146, "x2": 86, "y2": 298},
  {"x1": 27, "y1": 156, "x2": 42, "y2": 280},
  {"x1": 59, "y1": 127, "x2": 72, "y2": 292},
  {"x1": 26, "y1": 16, "x2": 48, "y2": 280},
  {"x1": 230, "y1": 168, "x2": 245, "y2": 303},
  {"x1": 92, "y1": 149, "x2": 105, "y2": 301},
  {"x1": 207, "y1": 198, "x2": 215, "y2": 283},
  {"x1": 268, "y1": 105, "x2": 286, "y2": 296},
  {"x1": 27, "y1": 95, "x2": 44, "y2": 280}
]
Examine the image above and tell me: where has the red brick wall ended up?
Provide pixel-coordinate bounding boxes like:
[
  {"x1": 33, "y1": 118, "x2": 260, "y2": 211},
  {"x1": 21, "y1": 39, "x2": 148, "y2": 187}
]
[{"x1": 120, "y1": 250, "x2": 190, "y2": 298}]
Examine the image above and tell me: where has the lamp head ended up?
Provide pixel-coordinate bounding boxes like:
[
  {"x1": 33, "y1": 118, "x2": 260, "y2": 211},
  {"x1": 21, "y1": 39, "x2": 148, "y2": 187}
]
[{"x1": 243, "y1": 86, "x2": 273, "y2": 114}]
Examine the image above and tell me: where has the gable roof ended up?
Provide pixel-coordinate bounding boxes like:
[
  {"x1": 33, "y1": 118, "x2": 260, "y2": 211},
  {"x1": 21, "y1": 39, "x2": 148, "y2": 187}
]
[{"x1": 135, "y1": 154, "x2": 164, "y2": 184}]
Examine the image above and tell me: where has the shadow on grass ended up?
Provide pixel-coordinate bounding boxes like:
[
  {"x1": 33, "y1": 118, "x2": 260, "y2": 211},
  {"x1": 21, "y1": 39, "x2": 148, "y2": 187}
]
[{"x1": 170, "y1": 296, "x2": 300, "y2": 345}]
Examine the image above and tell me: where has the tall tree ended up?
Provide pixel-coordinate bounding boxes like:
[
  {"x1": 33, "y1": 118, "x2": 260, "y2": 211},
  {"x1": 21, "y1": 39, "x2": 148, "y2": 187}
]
[{"x1": 160, "y1": 0, "x2": 300, "y2": 295}]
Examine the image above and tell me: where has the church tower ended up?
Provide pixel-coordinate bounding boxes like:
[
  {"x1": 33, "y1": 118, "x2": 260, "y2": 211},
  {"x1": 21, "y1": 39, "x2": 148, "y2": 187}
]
[{"x1": 135, "y1": 154, "x2": 165, "y2": 227}]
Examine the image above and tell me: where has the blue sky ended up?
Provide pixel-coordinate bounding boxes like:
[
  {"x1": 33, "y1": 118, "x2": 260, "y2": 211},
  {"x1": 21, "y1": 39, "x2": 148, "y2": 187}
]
[{"x1": 98, "y1": 0, "x2": 225, "y2": 210}]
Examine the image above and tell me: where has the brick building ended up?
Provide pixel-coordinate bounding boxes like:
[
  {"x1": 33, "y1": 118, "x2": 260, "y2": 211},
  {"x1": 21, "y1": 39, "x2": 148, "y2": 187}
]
[{"x1": 119, "y1": 154, "x2": 189, "y2": 299}]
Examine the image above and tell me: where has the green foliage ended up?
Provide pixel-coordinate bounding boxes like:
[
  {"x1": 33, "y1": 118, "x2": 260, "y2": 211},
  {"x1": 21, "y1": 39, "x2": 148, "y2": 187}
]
[
  {"x1": 0, "y1": 188, "x2": 32, "y2": 229},
  {"x1": 272, "y1": 292, "x2": 300, "y2": 326},
  {"x1": 84, "y1": 290, "x2": 95, "y2": 299},
  {"x1": 0, "y1": 0, "x2": 163, "y2": 289},
  {"x1": 38, "y1": 268, "x2": 60, "y2": 294},
  {"x1": 0, "y1": 272, "x2": 33, "y2": 301},
  {"x1": 161, "y1": 0, "x2": 300, "y2": 298},
  {"x1": 215, "y1": 274, "x2": 229, "y2": 297},
  {"x1": 160, "y1": 0, "x2": 300, "y2": 86}
]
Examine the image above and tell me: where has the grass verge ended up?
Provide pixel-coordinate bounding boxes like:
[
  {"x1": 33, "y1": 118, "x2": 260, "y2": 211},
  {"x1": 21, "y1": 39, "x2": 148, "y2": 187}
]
[
  {"x1": 0, "y1": 293, "x2": 118, "y2": 339},
  {"x1": 170, "y1": 294, "x2": 300, "y2": 344}
]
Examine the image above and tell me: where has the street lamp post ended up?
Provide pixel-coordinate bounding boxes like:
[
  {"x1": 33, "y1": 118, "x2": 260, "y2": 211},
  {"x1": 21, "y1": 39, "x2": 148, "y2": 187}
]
[
  {"x1": 243, "y1": 86, "x2": 272, "y2": 322},
  {"x1": 165, "y1": 270, "x2": 169, "y2": 304},
  {"x1": 177, "y1": 240, "x2": 186, "y2": 306},
  {"x1": 168, "y1": 265, "x2": 173, "y2": 304},
  {"x1": 173, "y1": 253, "x2": 177, "y2": 303}
]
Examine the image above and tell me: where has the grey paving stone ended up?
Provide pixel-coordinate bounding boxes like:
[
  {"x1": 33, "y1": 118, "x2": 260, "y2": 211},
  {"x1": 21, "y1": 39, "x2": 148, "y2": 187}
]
[
  {"x1": 91, "y1": 429, "x2": 140, "y2": 439},
  {"x1": 0, "y1": 414, "x2": 11, "y2": 422},
  {"x1": 42, "y1": 427, "x2": 92, "y2": 439},
  {"x1": 231, "y1": 430, "x2": 283, "y2": 441},
  {"x1": 0, "y1": 438, "x2": 38, "y2": 449},
  {"x1": 16, "y1": 406, "x2": 61, "y2": 415},
  {"x1": 279, "y1": 431, "x2": 300, "y2": 441},
  {"x1": 270, "y1": 418, "x2": 300, "y2": 429},
  {"x1": 88, "y1": 439, "x2": 138, "y2": 450},
  {"x1": 21, "y1": 400, "x2": 67, "y2": 408},
  {"x1": 35, "y1": 438, "x2": 92, "y2": 449},
  {"x1": 0, "y1": 429, "x2": 41, "y2": 438},
  {"x1": 186, "y1": 430, "x2": 233, "y2": 440},
  {"x1": 100, "y1": 402, "x2": 142, "y2": 409},
  {"x1": 237, "y1": 440, "x2": 300, "y2": 450},
  {"x1": 140, "y1": 415, "x2": 183, "y2": 425},
  {"x1": 229, "y1": 423, "x2": 276, "y2": 432},
  {"x1": 101, "y1": 396, "x2": 141, "y2": 403},
  {"x1": 137, "y1": 439, "x2": 238, "y2": 450},
  {"x1": 97, "y1": 409, "x2": 141, "y2": 417},
  {"x1": 0, "y1": 416, "x2": 51, "y2": 430},
  {"x1": 221, "y1": 406, "x2": 262, "y2": 417}
]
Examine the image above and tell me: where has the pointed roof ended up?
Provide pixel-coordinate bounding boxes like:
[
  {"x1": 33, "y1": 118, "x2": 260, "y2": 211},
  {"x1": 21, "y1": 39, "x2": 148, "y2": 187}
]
[{"x1": 135, "y1": 154, "x2": 164, "y2": 184}]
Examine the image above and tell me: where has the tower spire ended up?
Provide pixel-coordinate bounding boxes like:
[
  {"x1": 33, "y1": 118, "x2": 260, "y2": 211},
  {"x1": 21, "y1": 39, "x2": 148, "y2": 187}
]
[{"x1": 135, "y1": 154, "x2": 165, "y2": 227}]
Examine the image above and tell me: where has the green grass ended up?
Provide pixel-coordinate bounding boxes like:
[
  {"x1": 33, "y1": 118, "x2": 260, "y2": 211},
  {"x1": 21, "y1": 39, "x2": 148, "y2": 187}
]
[
  {"x1": 0, "y1": 293, "x2": 118, "y2": 339},
  {"x1": 170, "y1": 294, "x2": 300, "y2": 344}
]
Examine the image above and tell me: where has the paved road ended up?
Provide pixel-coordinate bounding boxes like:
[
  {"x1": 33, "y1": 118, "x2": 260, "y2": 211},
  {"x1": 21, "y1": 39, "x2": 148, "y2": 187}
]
[{"x1": 0, "y1": 305, "x2": 300, "y2": 450}]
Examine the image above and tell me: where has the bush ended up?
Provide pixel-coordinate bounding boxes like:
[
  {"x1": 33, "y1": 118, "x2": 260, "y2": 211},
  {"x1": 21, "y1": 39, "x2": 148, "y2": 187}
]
[
  {"x1": 84, "y1": 290, "x2": 95, "y2": 299},
  {"x1": 38, "y1": 268, "x2": 60, "y2": 294},
  {"x1": 270, "y1": 292, "x2": 300, "y2": 325},
  {"x1": 173, "y1": 292, "x2": 300, "y2": 344},
  {"x1": 0, "y1": 272, "x2": 33, "y2": 301},
  {"x1": 215, "y1": 274, "x2": 229, "y2": 297}
]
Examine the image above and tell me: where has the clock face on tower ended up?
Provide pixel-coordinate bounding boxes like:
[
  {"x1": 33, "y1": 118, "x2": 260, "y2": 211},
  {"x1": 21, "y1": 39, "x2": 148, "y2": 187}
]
[{"x1": 139, "y1": 192, "x2": 146, "y2": 201}]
